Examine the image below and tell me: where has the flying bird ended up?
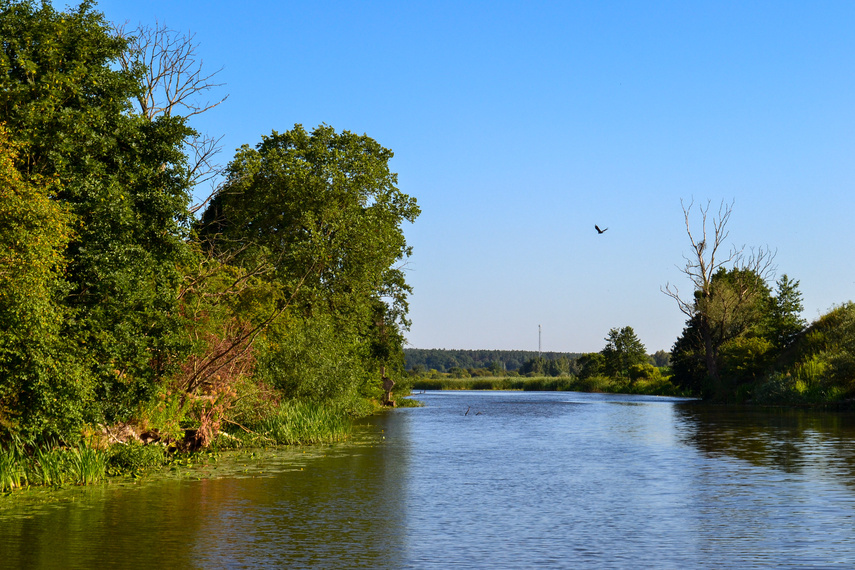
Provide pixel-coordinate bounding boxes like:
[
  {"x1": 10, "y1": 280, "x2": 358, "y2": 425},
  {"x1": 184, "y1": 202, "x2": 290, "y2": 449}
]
[{"x1": 594, "y1": 224, "x2": 608, "y2": 234}]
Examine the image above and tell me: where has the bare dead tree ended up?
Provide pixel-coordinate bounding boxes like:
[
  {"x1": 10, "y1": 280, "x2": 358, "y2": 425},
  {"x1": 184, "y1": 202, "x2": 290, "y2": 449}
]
[
  {"x1": 115, "y1": 21, "x2": 228, "y2": 120},
  {"x1": 662, "y1": 199, "x2": 776, "y2": 398},
  {"x1": 114, "y1": 21, "x2": 229, "y2": 192}
]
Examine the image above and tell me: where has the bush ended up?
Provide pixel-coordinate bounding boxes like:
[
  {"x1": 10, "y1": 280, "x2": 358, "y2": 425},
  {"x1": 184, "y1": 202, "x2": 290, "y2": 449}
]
[{"x1": 107, "y1": 442, "x2": 167, "y2": 476}]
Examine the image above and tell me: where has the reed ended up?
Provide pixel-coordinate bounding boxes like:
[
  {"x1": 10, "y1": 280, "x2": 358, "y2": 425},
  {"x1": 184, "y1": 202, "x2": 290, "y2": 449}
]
[
  {"x1": 68, "y1": 444, "x2": 107, "y2": 485},
  {"x1": 0, "y1": 439, "x2": 109, "y2": 490},
  {"x1": 32, "y1": 445, "x2": 67, "y2": 486},
  {"x1": 0, "y1": 447, "x2": 26, "y2": 492},
  {"x1": 256, "y1": 400, "x2": 353, "y2": 445}
]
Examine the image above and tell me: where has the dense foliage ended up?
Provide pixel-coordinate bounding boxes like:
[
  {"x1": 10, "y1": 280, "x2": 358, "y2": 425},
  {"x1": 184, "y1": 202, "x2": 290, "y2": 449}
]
[
  {"x1": 670, "y1": 267, "x2": 855, "y2": 403},
  {"x1": 0, "y1": 1, "x2": 419, "y2": 452},
  {"x1": 0, "y1": 0, "x2": 195, "y2": 438}
]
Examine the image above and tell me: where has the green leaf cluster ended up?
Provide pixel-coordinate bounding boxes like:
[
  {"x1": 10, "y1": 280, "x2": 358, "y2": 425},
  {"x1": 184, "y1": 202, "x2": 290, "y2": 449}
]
[
  {"x1": 200, "y1": 124, "x2": 419, "y2": 405},
  {"x1": 601, "y1": 326, "x2": 647, "y2": 379}
]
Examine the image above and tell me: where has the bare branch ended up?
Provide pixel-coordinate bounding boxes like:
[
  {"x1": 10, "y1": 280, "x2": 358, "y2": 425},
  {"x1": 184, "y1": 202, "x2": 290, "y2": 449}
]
[
  {"x1": 115, "y1": 21, "x2": 228, "y2": 120},
  {"x1": 186, "y1": 132, "x2": 224, "y2": 189},
  {"x1": 662, "y1": 199, "x2": 744, "y2": 314},
  {"x1": 114, "y1": 21, "x2": 228, "y2": 191}
]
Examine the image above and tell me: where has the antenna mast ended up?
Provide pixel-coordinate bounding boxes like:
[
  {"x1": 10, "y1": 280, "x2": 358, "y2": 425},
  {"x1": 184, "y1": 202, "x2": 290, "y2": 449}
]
[{"x1": 538, "y1": 324, "x2": 542, "y2": 357}]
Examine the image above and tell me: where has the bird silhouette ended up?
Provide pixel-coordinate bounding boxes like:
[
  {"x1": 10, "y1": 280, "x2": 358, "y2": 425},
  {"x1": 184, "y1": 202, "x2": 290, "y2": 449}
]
[{"x1": 595, "y1": 224, "x2": 608, "y2": 234}]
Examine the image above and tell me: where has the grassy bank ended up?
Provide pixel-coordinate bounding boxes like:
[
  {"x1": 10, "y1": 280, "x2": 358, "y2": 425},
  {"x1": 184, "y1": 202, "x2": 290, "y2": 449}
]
[
  {"x1": 0, "y1": 398, "x2": 388, "y2": 493},
  {"x1": 411, "y1": 375, "x2": 690, "y2": 397}
]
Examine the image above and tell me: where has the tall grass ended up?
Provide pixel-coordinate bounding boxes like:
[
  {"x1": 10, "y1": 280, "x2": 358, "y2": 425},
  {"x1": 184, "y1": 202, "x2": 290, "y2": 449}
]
[
  {"x1": 254, "y1": 400, "x2": 353, "y2": 445},
  {"x1": 0, "y1": 440, "x2": 27, "y2": 491},
  {"x1": 0, "y1": 440, "x2": 108, "y2": 491}
]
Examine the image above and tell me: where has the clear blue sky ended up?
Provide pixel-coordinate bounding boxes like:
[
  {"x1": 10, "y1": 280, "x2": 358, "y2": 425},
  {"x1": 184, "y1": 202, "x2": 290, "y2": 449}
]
[{"x1": 93, "y1": 0, "x2": 855, "y2": 353}]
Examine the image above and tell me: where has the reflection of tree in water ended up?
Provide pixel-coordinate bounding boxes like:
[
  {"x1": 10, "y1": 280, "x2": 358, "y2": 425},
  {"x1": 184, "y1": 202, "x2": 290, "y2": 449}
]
[{"x1": 675, "y1": 404, "x2": 855, "y2": 484}]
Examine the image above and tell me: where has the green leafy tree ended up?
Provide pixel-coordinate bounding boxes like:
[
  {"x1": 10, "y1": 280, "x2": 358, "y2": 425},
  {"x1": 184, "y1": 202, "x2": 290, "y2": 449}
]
[
  {"x1": 670, "y1": 268, "x2": 772, "y2": 397},
  {"x1": 669, "y1": 314, "x2": 708, "y2": 395},
  {"x1": 200, "y1": 124, "x2": 419, "y2": 401},
  {"x1": 628, "y1": 363, "x2": 662, "y2": 383},
  {"x1": 0, "y1": 1, "x2": 196, "y2": 428},
  {"x1": 601, "y1": 326, "x2": 648, "y2": 378},
  {"x1": 763, "y1": 274, "x2": 805, "y2": 350},
  {"x1": 577, "y1": 353, "x2": 605, "y2": 379},
  {"x1": 0, "y1": 126, "x2": 89, "y2": 439},
  {"x1": 651, "y1": 350, "x2": 671, "y2": 367},
  {"x1": 663, "y1": 200, "x2": 774, "y2": 399}
]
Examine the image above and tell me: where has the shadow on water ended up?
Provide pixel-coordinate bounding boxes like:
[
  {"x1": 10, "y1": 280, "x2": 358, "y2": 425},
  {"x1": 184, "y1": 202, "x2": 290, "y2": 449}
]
[
  {"x1": 675, "y1": 403, "x2": 855, "y2": 484},
  {"x1": 0, "y1": 413, "x2": 408, "y2": 569}
]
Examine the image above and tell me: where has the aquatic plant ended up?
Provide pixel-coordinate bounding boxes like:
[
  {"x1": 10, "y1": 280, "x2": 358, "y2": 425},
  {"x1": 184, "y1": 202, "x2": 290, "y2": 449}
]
[
  {"x1": 0, "y1": 442, "x2": 27, "y2": 491},
  {"x1": 255, "y1": 401, "x2": 352, "y2": 445},
  {"x1": 68, "y1": 444, "x2": 107, "y2": 484}
]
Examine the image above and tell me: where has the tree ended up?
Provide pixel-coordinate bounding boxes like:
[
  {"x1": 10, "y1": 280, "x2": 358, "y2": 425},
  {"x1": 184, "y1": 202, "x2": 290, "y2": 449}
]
[
  {"x1": 663, "y1": 200, "x2": 775, "y2": 399},
  {"x1": 577, "y1": 353, "x2": 605, "y2": 379},
  {"x1": 0, "y1": 0, "x2": 196, "y2": 427},
  {"x1": 763, "y1": 274, "x2": 805, "y2": 350},
  {"x1": 0, "y1": 125, "x2": 88, "y2": 439},
  {"x1": 200, "y1": 124, "x2": 420, "y2": 401},
  {"x1": 651, "y1": 350, "x2": 671, "y2": 367},
  {"x1": 114, "y1": 20, "x2": 228, "y2": 194},
  {"x1": 601, "y1": 326, "x2": 648, "y2": 378}
]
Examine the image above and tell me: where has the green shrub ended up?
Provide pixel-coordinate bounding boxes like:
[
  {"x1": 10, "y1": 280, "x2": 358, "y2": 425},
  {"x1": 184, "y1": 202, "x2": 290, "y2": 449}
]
[{"x1": 108, "y1": 442, "x2": 167, "y2": 476}]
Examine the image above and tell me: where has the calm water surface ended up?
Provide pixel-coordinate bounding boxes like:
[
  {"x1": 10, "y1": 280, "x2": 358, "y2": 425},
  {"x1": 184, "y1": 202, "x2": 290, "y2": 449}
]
[{"x1": 3, "y1": 391, "x2": 855, "y2": 568}]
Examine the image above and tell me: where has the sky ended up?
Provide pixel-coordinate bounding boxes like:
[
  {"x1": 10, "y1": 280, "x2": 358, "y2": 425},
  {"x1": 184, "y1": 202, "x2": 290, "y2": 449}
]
[{"x1": 90, "y1": 0, "x2": 855, "y2": 353}]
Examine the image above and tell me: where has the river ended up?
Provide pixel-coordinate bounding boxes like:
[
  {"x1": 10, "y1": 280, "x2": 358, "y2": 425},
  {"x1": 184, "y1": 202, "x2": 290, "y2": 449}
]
[{"x1": 2, "y1": 390, "x2": 855, "y2": 568}]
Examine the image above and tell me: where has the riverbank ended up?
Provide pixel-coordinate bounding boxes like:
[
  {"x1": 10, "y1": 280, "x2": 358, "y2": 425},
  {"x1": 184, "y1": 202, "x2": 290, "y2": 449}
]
[
  {"x1": 411, "y1": 375, "x2": 690, "y2": 397},
  {"x1": 0, "y1": 433, "x2": 384, "y2": 510},
  {"x1": 0, "y1": 397, "x2": 418, "y2": 494}
]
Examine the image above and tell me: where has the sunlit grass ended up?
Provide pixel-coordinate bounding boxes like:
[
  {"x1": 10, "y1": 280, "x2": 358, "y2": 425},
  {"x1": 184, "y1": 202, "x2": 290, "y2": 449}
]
[
  {"x1": 411, "y1": 375, "x2": 687, "y2": 396},
  {"x1": 0, "y1": 440, "x2": 109, "y2": 491},
  {"x1": 254, "y1": 400, "x2": 353, "y2": 445}
]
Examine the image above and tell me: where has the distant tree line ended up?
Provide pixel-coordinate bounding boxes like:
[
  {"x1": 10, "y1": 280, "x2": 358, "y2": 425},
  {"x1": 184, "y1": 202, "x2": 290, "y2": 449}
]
[{"x1": 404, "y1": 349, "x2": 582, "y2": 374}]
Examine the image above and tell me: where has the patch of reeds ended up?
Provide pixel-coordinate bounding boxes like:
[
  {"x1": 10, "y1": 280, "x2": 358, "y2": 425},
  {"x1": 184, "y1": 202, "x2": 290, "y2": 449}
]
[
  {"x1": 0, "y1": 441, "x2": 27, "y2": 491},
  {"x1": 254, "y1": 400, "x2": 353, "y2": 445},
  {"x1": 0, "y1": 439, "x2": 108, "y2": 491}
]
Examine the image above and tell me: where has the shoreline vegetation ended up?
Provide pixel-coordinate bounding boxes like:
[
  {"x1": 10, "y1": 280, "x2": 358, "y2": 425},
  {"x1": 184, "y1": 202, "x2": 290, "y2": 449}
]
[{"x1": 409, "y1": 375, "x2": 688, "y2": 397}]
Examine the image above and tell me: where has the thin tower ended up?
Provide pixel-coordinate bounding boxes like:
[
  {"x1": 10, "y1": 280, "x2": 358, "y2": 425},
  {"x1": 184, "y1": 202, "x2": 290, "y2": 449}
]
[{"x1": 538, "y1": 324, "x2": 542, "y2": 357}]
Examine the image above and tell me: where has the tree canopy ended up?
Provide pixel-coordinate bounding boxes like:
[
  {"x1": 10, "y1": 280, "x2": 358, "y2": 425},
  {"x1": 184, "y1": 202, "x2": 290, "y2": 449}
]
[
  {"x1": 0, "y1": 0, "x2": 197, "y2": 434},
  {"x1": 199, "y1": 124, "x2": 419, "y2": 403},
  {"x1": 601, "y1": 326, "x2": 647, "y2": 378}
]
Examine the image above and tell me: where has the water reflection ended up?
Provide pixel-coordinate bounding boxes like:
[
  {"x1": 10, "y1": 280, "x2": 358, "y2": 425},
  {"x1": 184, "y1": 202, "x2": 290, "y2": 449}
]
[
  {"x1": 189, "y1": 413, "x2": 409, "y2": 569},
  {"x1": 0, "y1": 414, "x2": 407, "y2": 569},
  {"x1": 676, "y1": 404, "x2": 855, "y2": 483}
]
